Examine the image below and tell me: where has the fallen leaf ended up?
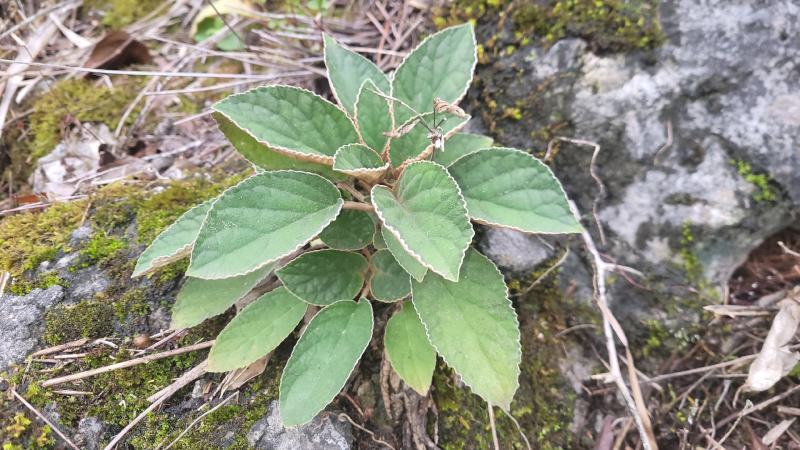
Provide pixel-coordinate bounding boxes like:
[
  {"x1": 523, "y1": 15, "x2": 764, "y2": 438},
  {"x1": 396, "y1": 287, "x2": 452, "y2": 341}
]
[
  {"x1": 745, "y1": 297, "x2": 800, "y2": 391},
  {"x1": 763, "y1": 418, "x2": 796, "y2": 445},
  {"x1": 30, "y1": 123, "x2": 112, "y2": 200},
  {"x1": 84, "y1": 31, "x2": 152, "y2": 72}
]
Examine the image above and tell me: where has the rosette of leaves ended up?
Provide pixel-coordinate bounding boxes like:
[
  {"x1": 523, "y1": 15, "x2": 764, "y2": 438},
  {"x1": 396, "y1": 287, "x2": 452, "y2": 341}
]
[{"x1": 133, "y1": 23, "x2": 582, "y2": 426}]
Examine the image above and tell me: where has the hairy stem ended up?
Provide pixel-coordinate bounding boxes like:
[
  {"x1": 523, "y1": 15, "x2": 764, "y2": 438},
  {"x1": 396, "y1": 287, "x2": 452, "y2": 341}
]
[{"x1": 343, "y1": 201, "x2": 375, "y2": 212}]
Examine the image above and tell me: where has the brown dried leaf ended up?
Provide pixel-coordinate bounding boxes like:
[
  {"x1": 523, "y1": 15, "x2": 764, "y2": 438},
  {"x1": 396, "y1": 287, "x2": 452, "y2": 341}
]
[{"x1": 84, "y1": 31, "x2": 152, "y2": 72}]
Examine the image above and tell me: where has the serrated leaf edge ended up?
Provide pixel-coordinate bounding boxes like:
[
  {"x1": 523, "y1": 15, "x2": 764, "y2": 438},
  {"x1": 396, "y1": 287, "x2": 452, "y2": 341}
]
[
  {"x1": 380, "y1": 226, "x2": 426, "y2": 282},
  {"x1": 323, "y1": 34, "x2": 390, "y2": 118},
  {"x1": 367, "y1": 250, "x2": 411, "y2": 303},
  {"x1": 169, "y1": 264, "x2": 274, "y2": 330},
  {"x1": 449, "y1": 147, "x2": 584, "y2": 235},
  {"x1": 352, "y1": 79, "x2": 394, "y2": 156},
  {"x1": 132, "y1": 197, "x2": 218, "y2": 277},
  {"x1": 371, "y1": 160, "x2": 473, "y2": 282},
  {"x1": 383, "y1": 303, "x2": 434, "y2": 395},
  {"x1": 390, "y1": 23, "x2": 477, "y2": 116},
  {"x1": 276, "y1": 248, "x2": 369, "y2": 306},
  {"x1": 187, "y1": 170, "x2": 344, "y2": 280},
  {"x1": 278, "y1": 299, "x2": 374, "y2": 426},
  {"x1": 211, "y1": 84, "x2": 355, "y2": 166},
  {"x1": 332, "y1": 143, "x2": 389, "y2": 183},
  {"x1": 410, "y1": 249, "x2": 521, "y2": 411},
  {"x1": 206, "y1": 286, "x2": 307, "y2": 372}
]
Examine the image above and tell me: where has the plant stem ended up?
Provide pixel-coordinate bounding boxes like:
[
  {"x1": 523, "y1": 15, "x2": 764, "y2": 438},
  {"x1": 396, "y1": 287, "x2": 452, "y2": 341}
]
[{"x1": 342, "y1": 201, "x2": 374, "y2": 212}]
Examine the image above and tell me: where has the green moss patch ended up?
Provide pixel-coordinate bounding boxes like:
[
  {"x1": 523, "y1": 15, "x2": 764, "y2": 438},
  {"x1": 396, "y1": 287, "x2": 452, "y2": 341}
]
[
  {"x1": 43, "y1": 299, "x2": 115, "y2": 346},
  {"x1": 436, "y1": 0, "x2": 663, "y2": 54},
  {"x1": 84, "y1": 0, "x2": 167, "y2": 29},
  {"x1": 27, "y1": 78, "x2": 142, "y2": 163},
  {"x1": 0, "y1": 200, "x2": 86, "y2": 276}
]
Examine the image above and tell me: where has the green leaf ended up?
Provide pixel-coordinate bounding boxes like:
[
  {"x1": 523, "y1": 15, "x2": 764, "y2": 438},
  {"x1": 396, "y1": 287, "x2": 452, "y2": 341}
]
[
  {"x1": 449, "y1": 148, "x2": 582, "y2": 234},
  {"x1": 187, "y1": 171, "x2": 343, "y2": 279},
  {"x1": 388, "y1": 111, "x2": 469, "y2": 168},
  {"x1": 280, "y1": 300, "x2": 373, "y2": 426},
  {"x1": 133, "y1": 199, "x2": 214, "y2": 277},
  {"x1": 392, "y1": 23, "x2": 476, "y2": 124},
  {"x1": 212, "y1": 85, "x2": 359, "y2": 165},
  {"x1": 369, "y1": 250, "x2": 410, "y2": 302},
  {"x1": 373, "y1": 225, "x2": 387, "y2": 250},
  {"x1": 276, "y1": 250, "x2": 368, "y2": 306},
  {"x1": 433, "y1": 132, "x2": 494, "y2": 167},
  {"x1": 332, "y1": 144, "x2": 388, "y2": 182},
  {"x1": 371, "y1": 161, "x2": 473, "y2": 281},
  {"x1": 207, "y1": 287, "x2": 307, "y2": 372},
  {"x1": 355, "y1": 80, "x2": 392, "y2": 153},
  {"x1": 170, "y1": 264, "x2": 273, "y2": 329},
  {"x1": 412, "y1": 248, "x2": 521, "y2": 410},
  {"x1": 319, "y1": 209, "x2": 375, "y2": 251},
  {"x1": 215, "y1": 113, "x2": 346, "y2": 181},
  {"x1": 384, "y1": 302, "x2": 436, "y2": 394},
  {"x1": 381, "y1": 227, "x2": 426, "y2": 282},
  {"x1": 323, "y1": 34, "x2": 391, "y2": 116}
]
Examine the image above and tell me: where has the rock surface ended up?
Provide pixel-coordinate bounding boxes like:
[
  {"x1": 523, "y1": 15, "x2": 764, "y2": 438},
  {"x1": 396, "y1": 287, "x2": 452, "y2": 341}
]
[
  {"x1": 478, "y1": 0, "x2": 799, "y2": 287},
  {"x1": 247, "y1": 401, "x2": 353, "y2": 450},
  {"x1": 0, "y1": 286, "x2": 64, "y2": 372}
]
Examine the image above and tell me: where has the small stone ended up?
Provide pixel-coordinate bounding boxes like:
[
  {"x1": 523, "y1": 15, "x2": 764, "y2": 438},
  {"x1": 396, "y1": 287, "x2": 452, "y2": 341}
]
[
  {"x1": 478, "y1": 227, "x2": 554, "y2": 274},
  {"x1": 75, "y1": 416, "x2": 106, "y2": 450},
  {"x1": 132, "y1": 334, "x2": 152, "y2": 349},
  {"x1": 247, "y1": 401, "x2": 353, "y2": 450},
  {"x1": 69, "y1": 225, "x2": 94, "y2": 247}
]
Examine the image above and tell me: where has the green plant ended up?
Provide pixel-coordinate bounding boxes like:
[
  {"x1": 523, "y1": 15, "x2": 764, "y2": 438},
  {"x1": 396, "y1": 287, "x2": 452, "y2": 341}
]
[{"x1": 133, "y1": 23, "x2": 581, "y2": 426}]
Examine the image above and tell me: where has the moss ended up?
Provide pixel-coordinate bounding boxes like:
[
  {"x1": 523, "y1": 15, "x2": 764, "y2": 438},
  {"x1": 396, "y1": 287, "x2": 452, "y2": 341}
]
[
  {"x1": 84, "y1": 0, "x2": 167, "y2": 29},
  {"x1": 80, "y1": 231, "x2": 126, "y2": 266},
  {"x1": 734, "y1": 160, "x2": 777, "y2": 203},
  {"x1": 678, "y1": 222, "x2": 702, "y2": 281},
  {"x1": 8, "y1": 271, "x2": 69, "y2": 296},
  {"x1": 26, "y1": 78, "x2": 142, "y2": 163},
  {"x1": 0, "y1": 200, "x2": 86, "y2": 276},
  {"x1": 113, "y1": 288, "x2": 150, "y2": 320},
  {"x1": 437, "y1": 0, "x2": 662, "y2": 54},
  {"x1": 127, "y1": 356, "x2": 283, "y2": 449},
  {"x1": 42, "y1": 300, "x2": 115, "y2": 345}
]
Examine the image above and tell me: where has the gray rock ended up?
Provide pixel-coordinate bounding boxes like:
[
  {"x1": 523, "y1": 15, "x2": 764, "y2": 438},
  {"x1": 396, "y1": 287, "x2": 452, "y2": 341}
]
[
  {"x1": 75, "y1": 416, "x2": 106, "y2": 450},
  {"x1": 247, "y1": 401, "x2": 353, "y2": 450},
  {"x1": 67, "y1": 267, "x2": 110, "y2": 299},
  {"x1": 0, "y1": 286, "x2": 65, "y2": 371},
  {"x1": 69, "y1": 225, "x2": 94, "y2": 247},
  {"x1": 479, "y1": 0, "x2": 800, "y2": 289},
  {"x1": 478, "y1": 227, "x2": 554, "y2": 274}
]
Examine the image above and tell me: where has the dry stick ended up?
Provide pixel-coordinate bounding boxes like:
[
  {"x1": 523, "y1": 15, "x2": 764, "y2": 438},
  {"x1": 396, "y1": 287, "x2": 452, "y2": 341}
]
[
  {"x1": 337, "y1": 413, "x2": 396, "y2": 450},
  {"x1": 343, "y1": 200, "x2": 375, "y2": 212},
  {"x1": 499, "y1": 409, "x2": 532, "y2": 450},
  {"x1": 159, "y1": 391, "x2": 239, "y2": 450},
  {"x1": 0, "y1": 12, "x2": 62, "y2": 141},
  {"x1": 487, "y1": 402, "x2": 500, "y2": 450},
  {"x1": 11, "y1": 389, "x2": 80, "y2": 450},
  {"x1": 515, "y1": 247, "x2": 570, "y2": 297},
  {"x1": 42, "y1": 340, "x2": 214, "y2": 387},
  {"x1": 0, "y1": 59, "x2": 293, "y2": 79},
  {"x1": 546, "y1": 138, "x2": 607, "y2": 245},
  {"x1": 103, "y1": 360, "x2": 208, "y2": 450},
  {"x1": 716, "y1": 384, "x2": 800, "y2": 428},
  {"x1": 571, "y1": 200, "x2": 658, "y2": 450},
  {"x1": 0, "y1": 0, "x2": 79, "y2": 42},
  {"x1": 29, "y1": 338, "x2": 91, "y2": 358}
]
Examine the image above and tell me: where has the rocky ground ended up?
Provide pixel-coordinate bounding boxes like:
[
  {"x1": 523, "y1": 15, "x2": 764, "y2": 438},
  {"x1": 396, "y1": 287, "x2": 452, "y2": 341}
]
[{"x1": 1, "y1": 0, "x2": 799, "y2": 448}]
